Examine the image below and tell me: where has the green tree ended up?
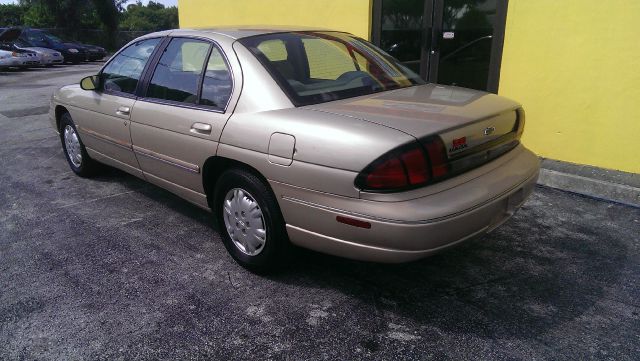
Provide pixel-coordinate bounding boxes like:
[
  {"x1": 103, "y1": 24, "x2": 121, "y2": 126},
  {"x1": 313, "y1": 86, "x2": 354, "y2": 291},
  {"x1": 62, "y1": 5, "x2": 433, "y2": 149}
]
[
  {"x1": 92, "y1": 0, "x2": 120, "y2": 49},
  {"x1": 120, "y1": 1, "x2": 178, "y2": 32},
  {"x1": 0, "y1": 4, "x2": 26, "y2": 26}
]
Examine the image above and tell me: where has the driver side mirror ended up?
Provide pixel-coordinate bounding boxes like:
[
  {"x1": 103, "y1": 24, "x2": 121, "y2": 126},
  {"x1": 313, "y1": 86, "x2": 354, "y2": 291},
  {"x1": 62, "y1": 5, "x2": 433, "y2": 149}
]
[{"x1": 80, "y1": 75, "x2": 100, "y2": 91}]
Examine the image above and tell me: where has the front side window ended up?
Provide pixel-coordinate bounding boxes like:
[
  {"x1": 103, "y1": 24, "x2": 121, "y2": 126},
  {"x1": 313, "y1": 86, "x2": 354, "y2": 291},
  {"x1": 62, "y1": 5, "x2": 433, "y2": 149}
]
[
  {"x1": 101, "y1": 37, "x2": 161, "y2": 95},
  {"x1": 239, "y1": 31, "x2": 425, "y2": 106},
  {"x1": 146, "y1": 38, "x2": 210, "y2": 103}
]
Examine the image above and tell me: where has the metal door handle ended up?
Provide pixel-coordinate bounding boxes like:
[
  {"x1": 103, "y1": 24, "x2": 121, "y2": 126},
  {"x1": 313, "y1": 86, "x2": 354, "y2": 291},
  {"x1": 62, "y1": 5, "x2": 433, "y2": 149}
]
[
  {"x1": 191, "y1": 122, "x2": 212, "y2": 135},
  {"x1": 116, "y1": 106, "x2": 130, "y2": 116}
]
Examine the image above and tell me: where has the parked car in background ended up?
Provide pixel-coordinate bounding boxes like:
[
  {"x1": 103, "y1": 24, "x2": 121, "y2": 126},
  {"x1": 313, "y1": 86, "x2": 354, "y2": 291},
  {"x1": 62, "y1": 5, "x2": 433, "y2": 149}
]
[
  {"x1": 0, "y1": 49, "x2": 14, "y2": 70},
  {"x1": 49, "y1": 28, "x2": 539, "y2": 272},
  {"x1": 80, "y1": 43, "x2": 107, "y2": 61},
  {"x1": 18, "y1": 28, "x2": 86, "y2": 64},
  {"x1": 0, "y1": 27, "x2": 62, "y2": 66},
  {"x1": 14, "y1": 38, "x2": 64, "y2": 66},
  {"x1": 0, "y1": 28, "x2": 41, "y2": 68}
]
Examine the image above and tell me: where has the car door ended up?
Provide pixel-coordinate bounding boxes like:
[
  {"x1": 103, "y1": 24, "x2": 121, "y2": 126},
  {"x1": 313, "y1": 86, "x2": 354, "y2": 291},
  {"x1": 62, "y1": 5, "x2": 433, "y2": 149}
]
[
  {"x1": 73, "y1": 37, "x2": 162, "y2": 176},
  {"x1": 129, "y1": 37, "x2": 235, "y2": 207}
]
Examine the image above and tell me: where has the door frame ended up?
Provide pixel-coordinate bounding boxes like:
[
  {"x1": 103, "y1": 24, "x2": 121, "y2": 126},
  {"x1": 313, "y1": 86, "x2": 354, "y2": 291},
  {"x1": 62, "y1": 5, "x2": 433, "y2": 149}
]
[{"x1": 371, "y1": 0, "x2": 509, "y2": 93}]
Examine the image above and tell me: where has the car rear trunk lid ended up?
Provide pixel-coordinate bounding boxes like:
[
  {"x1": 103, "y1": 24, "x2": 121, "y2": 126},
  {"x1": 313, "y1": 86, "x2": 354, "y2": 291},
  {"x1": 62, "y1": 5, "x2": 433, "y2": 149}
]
[{"x1": 306, "y1": 83, "x2": 524, "y2": 188}]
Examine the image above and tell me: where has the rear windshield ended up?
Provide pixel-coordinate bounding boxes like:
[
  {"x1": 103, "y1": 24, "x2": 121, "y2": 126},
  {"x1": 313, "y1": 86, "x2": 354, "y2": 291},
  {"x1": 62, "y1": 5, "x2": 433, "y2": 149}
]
[{"x1": 239, "y1": 31, "x2": 425, "y2": 106}]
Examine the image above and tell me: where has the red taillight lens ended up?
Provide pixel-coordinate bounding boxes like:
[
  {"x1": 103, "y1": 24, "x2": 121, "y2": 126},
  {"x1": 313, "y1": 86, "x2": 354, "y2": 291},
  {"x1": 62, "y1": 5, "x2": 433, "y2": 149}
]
[
  {"x1": 401, "y1": 147, "x2": 429, "y2": 184},
  {"x1": 422, "y1": 136, "x2": 449, "y2": 178},
  {"x1": 357, "y1": 143, "x2": 431, "y2": 191},
  {"x1": 365, "y1": 157, "x2": 407, "y2": 189},
  {"x1": 356, "y1": 137, "x2": 450, "y2": 192}
]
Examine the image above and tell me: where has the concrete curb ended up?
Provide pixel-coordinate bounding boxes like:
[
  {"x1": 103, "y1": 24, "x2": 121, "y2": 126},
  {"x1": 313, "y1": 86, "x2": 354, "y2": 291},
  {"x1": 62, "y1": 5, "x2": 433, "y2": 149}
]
[{"x1": 537, "y1": 168, "x2": 640, "y2": 208}]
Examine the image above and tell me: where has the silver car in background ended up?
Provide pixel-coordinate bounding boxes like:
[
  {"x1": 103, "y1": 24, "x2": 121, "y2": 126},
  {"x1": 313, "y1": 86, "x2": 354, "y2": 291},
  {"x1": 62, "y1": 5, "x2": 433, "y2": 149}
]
[
  {"x1": 0, "y1": 48, "x2": 41, "y2": 69},
  {"x1": 0, "y1": 27, "x2": 42, "y2": 68},
  {"x1": 14, "y1": 38, "x2": 63, "y2": 66}
]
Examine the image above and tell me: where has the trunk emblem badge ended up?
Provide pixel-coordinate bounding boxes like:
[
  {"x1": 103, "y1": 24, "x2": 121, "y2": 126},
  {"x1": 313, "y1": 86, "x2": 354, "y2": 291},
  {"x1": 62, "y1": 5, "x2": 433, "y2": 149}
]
[{"x1": 483, "y1": 127, "x2": 496, "y2": 136}]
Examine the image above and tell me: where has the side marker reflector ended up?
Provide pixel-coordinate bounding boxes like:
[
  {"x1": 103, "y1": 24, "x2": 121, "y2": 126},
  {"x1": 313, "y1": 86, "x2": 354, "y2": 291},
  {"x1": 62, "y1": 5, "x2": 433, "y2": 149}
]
[{"x1": 336, "y1": 216, "x2": 371, "y2": 229}]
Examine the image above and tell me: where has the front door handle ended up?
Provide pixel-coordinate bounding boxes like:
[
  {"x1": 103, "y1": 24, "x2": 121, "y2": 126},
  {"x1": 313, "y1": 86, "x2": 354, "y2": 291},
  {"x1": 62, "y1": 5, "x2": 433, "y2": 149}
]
[
  {"x1": 190, "y1": 122, "x2": 212, "y2": 135},
  {"x1": 116, "y1": 106, "x2": 130, "y2": 116}
]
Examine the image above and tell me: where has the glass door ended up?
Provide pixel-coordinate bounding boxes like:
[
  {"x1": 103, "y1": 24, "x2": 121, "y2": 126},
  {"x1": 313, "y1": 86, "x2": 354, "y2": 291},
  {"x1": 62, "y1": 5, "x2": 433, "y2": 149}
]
[{"x1": 372, "y1": 0, "x2": 508, "y2": 93}]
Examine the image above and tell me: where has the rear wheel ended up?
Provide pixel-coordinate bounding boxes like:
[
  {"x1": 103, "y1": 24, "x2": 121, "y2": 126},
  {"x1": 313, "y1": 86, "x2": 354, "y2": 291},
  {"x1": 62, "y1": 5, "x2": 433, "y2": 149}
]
[
  {"x1": 59, "y1": 112, "x2": 98, "y2": 177},
  {"x1": 214, "y1": 168, "x2": 290, "y2": 272}
]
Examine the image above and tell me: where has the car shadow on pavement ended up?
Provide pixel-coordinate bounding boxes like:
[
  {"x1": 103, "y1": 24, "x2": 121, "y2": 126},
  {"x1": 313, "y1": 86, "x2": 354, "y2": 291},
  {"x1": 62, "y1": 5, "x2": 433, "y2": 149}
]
[
  {"x1": 89, "y1": 165, "x2": 218, "y2": 232},
  {"x1": 81, "y1": 166, "x2": 635, "y2": 343},
  {"x1": 264, "y1": 188, "x2": 635, "y2": 341}
]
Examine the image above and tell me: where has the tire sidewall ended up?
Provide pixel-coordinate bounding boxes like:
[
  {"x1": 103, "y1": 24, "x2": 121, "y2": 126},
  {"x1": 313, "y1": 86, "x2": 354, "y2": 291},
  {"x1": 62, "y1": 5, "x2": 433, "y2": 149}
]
[
  {"x1": 59, "y1": 113, "x2": 91, "y2": 176},
  {"x1": 214, "y1": 169, "x2": 288, "y2": 271}
]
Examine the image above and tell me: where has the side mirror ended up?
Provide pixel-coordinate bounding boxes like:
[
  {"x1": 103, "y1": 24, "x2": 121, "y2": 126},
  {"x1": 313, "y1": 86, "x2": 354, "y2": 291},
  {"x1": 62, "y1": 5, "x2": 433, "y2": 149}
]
[{"x1": 80, "y1": 75, "x2": 99, "y2": 91}]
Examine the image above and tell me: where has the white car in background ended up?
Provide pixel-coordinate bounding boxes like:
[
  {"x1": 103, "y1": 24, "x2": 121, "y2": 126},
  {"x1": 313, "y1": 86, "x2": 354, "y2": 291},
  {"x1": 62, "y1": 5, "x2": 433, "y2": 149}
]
[
  {"x1": 14, "y1": 38, "x2": 63, "y2": 66},
  {"x1": 0, "y1": 48, "x2": 40, "y2": 69},
  {"x1": 0, "y1": 28, "x2": 42, "y2": 69},
  {"x1": 0, "y1": 48, "x2": 13, "y2": 69}
]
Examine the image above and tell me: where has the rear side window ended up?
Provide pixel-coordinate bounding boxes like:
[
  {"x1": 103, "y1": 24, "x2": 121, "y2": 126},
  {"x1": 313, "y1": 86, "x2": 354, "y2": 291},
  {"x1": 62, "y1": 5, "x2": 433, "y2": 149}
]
[
  {"x1": 101, "y1": 38, "x2": 160, "y2": 95},
  {"x1": 199, "y1": 47, "x2": 233, "y2": 110},
  {"x1": 146, "y1": 38, "x2": 210, "y2": 103}
]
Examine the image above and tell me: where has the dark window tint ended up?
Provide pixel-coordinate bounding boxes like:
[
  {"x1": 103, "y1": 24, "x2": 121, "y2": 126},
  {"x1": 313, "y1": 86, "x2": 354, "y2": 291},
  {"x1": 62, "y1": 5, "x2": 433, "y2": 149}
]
[
  {"x1": 101, "y1": 38, "x2": 160, "y2": 95},
  {"x1": 199, "y1": 46, "x2": 232, "y2": 110},
  {"x1": 146, "y1": 38, "x2": 210, "y2": 103}
]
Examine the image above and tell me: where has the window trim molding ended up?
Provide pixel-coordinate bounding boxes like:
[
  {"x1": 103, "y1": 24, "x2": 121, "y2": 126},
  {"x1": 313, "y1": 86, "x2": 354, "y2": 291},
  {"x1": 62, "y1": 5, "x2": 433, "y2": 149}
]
[{"x1": 138, "y1": 35, "x2": 236, "y2": 114}]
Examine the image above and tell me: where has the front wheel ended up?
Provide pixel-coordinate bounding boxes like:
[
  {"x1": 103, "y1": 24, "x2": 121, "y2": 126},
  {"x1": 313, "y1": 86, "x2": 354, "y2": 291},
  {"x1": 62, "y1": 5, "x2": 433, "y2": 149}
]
[
  {"x1": 59, "y1": 112, "x2": 98, "y2": 177},
  {"x1": 214, "y1": 168, "x2": 290, "y2": 272}
]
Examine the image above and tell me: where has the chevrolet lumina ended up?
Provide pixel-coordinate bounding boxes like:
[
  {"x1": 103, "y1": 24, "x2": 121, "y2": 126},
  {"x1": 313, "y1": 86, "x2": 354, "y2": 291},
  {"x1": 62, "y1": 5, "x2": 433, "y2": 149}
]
[{"x1": 49, "y1": 28, "x2": 540, "y2": 271}]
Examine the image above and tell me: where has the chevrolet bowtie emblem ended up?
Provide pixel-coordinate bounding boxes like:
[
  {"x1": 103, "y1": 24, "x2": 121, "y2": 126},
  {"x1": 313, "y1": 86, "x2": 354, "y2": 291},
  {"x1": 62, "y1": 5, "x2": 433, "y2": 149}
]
[{"x1": 483, "y1": 126, "x2": 496, "y2": 136}]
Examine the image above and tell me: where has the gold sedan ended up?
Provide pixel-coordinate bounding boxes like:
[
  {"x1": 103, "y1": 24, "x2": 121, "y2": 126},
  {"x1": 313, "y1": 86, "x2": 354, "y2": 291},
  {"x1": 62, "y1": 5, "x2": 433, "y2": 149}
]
[{"x1": 50, "y1": 28, "x2": 539, "y2": 272}]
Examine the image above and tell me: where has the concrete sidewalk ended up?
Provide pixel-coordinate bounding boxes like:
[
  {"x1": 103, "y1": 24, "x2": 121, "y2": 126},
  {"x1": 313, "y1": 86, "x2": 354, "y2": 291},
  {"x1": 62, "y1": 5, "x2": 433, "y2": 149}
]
[{"x1": 538, "y1": 158, "x2": 640, "y2": 208}]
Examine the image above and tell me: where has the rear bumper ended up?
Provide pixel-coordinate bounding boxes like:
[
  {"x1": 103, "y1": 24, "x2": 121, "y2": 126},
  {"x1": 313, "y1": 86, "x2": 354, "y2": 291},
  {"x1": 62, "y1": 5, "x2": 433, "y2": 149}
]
[{"x1": 274, "y1": 145, "x2": 540, "y2": 263}]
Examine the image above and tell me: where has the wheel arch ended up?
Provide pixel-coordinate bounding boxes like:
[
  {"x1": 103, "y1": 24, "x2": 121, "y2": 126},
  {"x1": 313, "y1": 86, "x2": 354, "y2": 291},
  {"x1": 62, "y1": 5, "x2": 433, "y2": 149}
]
[
  {"x1": 202, "y1": 156, "x2": 272, "y2": 210},
  {"x1": 54, "y1": 105, "x2": 69, "y2": 131}
]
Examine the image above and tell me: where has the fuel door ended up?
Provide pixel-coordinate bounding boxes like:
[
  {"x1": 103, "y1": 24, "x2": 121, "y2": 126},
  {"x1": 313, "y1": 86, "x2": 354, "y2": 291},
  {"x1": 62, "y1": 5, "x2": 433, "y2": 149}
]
[{"x1": 268, "y1": 132, "x2": 295, "y2": 166}]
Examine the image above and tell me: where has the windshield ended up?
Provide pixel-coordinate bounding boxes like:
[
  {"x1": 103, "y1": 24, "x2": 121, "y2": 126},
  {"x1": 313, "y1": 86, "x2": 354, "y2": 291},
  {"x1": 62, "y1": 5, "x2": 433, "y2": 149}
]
[{"x1": 239, "y1": 31, "x2": 425, "y2": 106}]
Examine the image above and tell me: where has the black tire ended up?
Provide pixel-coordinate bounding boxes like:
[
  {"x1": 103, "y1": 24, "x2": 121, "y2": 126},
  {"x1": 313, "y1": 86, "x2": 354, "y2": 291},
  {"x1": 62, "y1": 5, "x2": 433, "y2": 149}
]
[
  {"x1": 59, "y1": 112, "x2": 98, "y2": 177},
  {"x1": 214, "y1": 168, "x2": 290, "y2": 272}
]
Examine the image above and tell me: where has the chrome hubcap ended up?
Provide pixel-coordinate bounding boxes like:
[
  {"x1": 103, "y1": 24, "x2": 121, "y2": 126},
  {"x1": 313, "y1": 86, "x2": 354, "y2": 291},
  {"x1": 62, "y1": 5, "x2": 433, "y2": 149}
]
[
  {"x1": 223, "y1": 188, "x2": 267, "y2": 256},
  {"x1": 63, "y1": 125, "x2": 82, "y2": 167}
]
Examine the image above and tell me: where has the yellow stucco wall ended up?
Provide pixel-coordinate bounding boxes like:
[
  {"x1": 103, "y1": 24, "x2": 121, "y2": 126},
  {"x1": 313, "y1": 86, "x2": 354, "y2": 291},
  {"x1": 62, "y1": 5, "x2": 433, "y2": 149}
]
[
  {"x1": 499, "y1": 0, "x2": 640, "y2": 173},
  {"x1": 178, "y1": 0, "x2": 639, "y2": 174},
  {"x1": 177, "y1": 0, "x2": 372, "y2": 39}
]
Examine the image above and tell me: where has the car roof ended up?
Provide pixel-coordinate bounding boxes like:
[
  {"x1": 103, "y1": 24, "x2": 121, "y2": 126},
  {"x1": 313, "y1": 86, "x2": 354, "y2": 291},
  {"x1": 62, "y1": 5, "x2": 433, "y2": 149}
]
[{"x1": 164, "y1": 26, "x2": 335, "y2": 40}]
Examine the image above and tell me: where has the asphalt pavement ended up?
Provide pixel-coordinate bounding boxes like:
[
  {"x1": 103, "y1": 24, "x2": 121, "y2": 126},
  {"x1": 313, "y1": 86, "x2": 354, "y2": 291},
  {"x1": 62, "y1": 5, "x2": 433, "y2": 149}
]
[{"x1": 1, "y1": 64, "x2": 639, "y2": 360}]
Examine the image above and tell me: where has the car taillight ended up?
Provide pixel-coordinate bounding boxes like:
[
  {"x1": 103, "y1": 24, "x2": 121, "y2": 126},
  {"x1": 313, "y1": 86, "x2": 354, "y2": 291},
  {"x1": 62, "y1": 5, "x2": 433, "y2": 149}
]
[
  {"x1": 356, "y1": 137, "x2": 450, "y2": 192},
  {"x1": 421, "y1": 135, "x2": 448, "y2": 178}
]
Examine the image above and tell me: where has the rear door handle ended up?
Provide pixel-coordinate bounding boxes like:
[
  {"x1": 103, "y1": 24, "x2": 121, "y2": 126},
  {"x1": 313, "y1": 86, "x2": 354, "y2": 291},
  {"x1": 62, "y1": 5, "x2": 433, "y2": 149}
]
[
  {"x1": 190, "y1": 122, "x2": 212, "y2": 135},
  {"x1": 116, "y1": 106, "x2": 130, "y2": 116}
]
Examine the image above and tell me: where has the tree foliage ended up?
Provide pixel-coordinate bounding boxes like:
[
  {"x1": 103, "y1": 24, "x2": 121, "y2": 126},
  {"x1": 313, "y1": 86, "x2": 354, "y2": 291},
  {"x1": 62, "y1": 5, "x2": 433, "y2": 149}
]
[
  {"x1": 0, "y1": 1, "x2": 178, "y2": 33},
  {"x1": 120, "y1": 1, "x2": 178, "y2": 31},
  {"x1": 0, "y1": 4, "x2": 25, "y2": 26}
]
